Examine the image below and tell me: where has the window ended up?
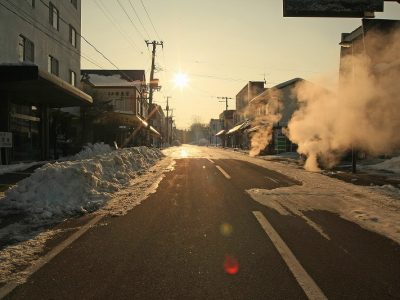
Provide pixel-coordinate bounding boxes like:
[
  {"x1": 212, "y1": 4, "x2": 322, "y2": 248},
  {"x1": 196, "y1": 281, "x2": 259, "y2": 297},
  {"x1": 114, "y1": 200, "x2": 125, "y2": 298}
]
[
  {"x1": 48, "y1": 55, "x2": 59, "y2": 76},
  {"x1": 70, "y1": 0, "x2": 77, "y2": 8},
  {"x1": 69, "y1": 25, "x2": 77, "y2": 47},
  {"x1": 18, "y1": 35, "x2": 34, "y2": 63},
  {"x1": 49, "y1": 2, "x2": 59, "y2": 30},
  {"x1": 69, "y1": 70, "x2": 76, "y2": 86}
]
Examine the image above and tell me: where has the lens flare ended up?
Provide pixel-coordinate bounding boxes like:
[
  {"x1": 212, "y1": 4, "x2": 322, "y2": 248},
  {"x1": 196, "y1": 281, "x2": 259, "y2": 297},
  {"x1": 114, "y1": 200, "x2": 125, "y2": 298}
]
[
  {"x1": 224, "y1": 255, "x2": 239, "y2": 275},
  {"x1": 220, "y1": 223, "x2": 233, "y2": 236}
]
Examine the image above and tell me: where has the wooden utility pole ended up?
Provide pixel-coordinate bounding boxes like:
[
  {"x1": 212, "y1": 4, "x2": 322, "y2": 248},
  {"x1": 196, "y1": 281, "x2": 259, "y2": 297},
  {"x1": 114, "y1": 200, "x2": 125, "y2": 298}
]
[
  {"x1": 165, "y1": 96, "x2": 171, "y2": 145},
  {"x1": 217, "y1": 96, "x2": 232, "y2": 111},
  {"x1": 146, "y1": 40, "x2": 163, "y2": 107}
]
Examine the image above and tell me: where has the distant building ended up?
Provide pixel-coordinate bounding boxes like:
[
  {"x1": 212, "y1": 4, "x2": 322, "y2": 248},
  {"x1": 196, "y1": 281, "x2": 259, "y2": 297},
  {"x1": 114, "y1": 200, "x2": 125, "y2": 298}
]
[
  {"x1": 218, "y1": 110, "x2": 235, "y2": 147},
  {"x1": 81, "y1": 69, "x2": 160, "y2": 147},
  {"x1": 209, "y1": 119, "x2": 222, "y2": 146},
  {"x1": 0, "y1": 0, "x2": 92, "y2": 163}
]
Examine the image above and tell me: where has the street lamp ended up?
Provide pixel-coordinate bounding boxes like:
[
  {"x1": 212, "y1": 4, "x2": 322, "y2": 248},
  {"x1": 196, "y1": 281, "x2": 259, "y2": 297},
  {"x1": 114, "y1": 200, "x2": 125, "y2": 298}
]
[{"x1": 339, "y1": 39, "x2": 357, "y2": 174}]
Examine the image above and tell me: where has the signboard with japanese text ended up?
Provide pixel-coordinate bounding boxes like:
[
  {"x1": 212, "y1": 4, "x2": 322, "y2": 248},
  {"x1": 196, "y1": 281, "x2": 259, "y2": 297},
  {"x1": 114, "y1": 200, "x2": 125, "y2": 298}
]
[
  {"x1": 283, "y1": 0, "x2": 383, "y2": 17},
  {"x1": 0, "y1": 132, "x2": 12, "y2": 148}
]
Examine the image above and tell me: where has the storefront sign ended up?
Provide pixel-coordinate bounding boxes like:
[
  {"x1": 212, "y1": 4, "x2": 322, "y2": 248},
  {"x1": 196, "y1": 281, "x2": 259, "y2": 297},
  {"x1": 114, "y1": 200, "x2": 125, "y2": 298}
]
[{"x1": 0, "y1": 132, "x2": 12, "y2": 148}]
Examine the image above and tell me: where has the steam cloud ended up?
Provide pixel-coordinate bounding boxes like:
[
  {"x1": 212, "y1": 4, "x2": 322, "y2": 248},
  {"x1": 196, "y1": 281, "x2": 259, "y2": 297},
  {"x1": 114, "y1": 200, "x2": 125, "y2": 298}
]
[
  {"x1": 286, "y1": 27, "x2": 400, "y2": 171},
  {"x1": 248, "y1": 90, "x2": 283, "y2": 156}
]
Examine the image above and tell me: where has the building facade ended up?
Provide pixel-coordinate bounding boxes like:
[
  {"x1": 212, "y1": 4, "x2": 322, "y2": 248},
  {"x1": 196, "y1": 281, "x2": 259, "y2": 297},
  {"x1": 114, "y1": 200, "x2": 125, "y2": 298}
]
[
  {"x1": 80, "y1": 70, "x2": 161, "y2": 148},
  {"x1": 0, "y1": 0, "x2": 92, "y2": 163},
  {"x1": 209, "y1": 118, "x2": 222, "y2": 146}
]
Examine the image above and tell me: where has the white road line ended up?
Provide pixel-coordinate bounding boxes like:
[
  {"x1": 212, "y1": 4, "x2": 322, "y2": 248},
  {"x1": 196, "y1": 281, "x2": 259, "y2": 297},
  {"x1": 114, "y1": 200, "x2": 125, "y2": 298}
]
[
  {"x1": 253, "y1": 211, "x2": 327, "y2": 300},
  {"x1": 207, "y1": 158, "x2": 215, "y2": 164},
  {"x1": 0, "y1": 214, "x2": 104, "y2": 299},
  {"x1": 216, "y1": 165, "x2": 231, "y2": 179}
]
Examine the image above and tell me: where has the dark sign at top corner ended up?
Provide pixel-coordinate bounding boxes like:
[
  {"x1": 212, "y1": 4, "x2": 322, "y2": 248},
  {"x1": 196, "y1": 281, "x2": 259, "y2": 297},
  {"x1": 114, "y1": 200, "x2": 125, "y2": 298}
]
[{"x1": 283, "y1": 0, "x2": 384, "y2": 18}]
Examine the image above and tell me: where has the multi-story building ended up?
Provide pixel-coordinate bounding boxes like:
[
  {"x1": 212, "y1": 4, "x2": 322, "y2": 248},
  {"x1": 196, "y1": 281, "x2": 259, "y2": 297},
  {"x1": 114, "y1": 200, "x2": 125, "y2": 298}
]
[
  {"x1": 0, "y1": 0, "x2": 92, "y2": 163},
  {"x1": 234, "y1": 81, "x2": 265, "y2": 124},
  {"x1": 81, "y1": 69, "x2": 160, "y2": 147}
]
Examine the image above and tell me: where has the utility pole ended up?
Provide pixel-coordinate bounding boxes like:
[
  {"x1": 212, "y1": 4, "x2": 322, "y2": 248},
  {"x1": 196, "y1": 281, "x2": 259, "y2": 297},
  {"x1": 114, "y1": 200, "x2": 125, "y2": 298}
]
[
  {"x1": 217, "y1": 96, "x2": 232, "y2": 111},
  {"x1": 165, "y1": 96, "x2": 171, "y2": 146},
  {"x1": 146, "y1": 40, "x2": 163, "y2": 107}
]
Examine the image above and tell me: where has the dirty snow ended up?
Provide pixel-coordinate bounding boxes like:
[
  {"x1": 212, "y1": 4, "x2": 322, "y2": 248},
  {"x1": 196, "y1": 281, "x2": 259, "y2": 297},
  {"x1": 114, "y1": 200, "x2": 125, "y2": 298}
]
[
  {"x1": 368, "y1": 156, "x2": 400, "y2": 174},
  {"x1": 0, "y1": 147, "x2": 164, "y2": 242}
]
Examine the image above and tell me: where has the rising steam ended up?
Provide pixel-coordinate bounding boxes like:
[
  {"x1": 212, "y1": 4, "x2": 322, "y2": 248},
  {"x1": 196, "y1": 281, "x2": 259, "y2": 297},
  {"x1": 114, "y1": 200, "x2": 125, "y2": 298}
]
[
  {"x1": 286, "y1": 27, "x2": 400, "y2": 171},
  {"x1": 248, "y1": 89, "x2": 283, "y2": 156}
]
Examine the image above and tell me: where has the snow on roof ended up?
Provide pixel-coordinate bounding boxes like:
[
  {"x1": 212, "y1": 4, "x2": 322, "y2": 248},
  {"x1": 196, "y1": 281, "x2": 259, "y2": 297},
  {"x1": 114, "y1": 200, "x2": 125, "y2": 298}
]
[{"x1": 85, "y1": 74, "x2": 143, "y2": 87}]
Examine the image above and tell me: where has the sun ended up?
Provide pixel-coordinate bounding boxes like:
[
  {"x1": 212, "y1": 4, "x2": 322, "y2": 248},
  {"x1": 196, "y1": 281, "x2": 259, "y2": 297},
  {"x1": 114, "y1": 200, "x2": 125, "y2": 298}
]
[{"x1": 173, "y1": 72, "x2": 189, "y2": 89}]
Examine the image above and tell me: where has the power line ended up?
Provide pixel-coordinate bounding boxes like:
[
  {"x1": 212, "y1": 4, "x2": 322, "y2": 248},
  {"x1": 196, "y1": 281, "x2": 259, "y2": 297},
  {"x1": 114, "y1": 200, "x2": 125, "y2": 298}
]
[
  {"x1": 128, "y1": 0, "x2": 151, "y2": 39},
  {"x1": 93, "y1": 0, "x2": 141, "y2": 52},
  {"x1": 116, "y1": 0, "x2": 146, "y2": 41},
  {"x1": 140, "y1": 0, "x2": 161, "y2": 40}
]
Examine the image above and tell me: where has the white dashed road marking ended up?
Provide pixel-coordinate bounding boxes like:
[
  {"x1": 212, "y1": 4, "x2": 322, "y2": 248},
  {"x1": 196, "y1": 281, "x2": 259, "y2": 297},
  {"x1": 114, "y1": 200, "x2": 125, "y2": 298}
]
[
  {"x1": 253, "y1": 211, "x2": 327, "y2": 300},
  {"x1": 216, "y1": 165, "x2": 231, "y2": 179}
]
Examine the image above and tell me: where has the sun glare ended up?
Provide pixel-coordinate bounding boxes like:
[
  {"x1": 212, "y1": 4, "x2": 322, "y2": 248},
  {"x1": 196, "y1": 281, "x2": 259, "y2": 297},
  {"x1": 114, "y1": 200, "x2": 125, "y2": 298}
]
[{"x1": 173, "y1": 72, "x2": 189, "y2": 89}]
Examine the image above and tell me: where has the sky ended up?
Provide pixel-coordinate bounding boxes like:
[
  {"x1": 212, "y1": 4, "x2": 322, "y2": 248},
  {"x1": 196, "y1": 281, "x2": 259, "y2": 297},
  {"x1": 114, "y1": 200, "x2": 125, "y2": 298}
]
[{"x1": 81, "y1": 1, "x2": 400, "y2": 129}]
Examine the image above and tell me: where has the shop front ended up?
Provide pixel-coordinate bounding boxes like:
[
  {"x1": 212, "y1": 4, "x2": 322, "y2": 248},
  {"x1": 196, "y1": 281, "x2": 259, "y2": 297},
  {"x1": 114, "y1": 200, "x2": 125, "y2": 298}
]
[{"x1": 0, "y1": 65, "x2": 92, "y2": 164}]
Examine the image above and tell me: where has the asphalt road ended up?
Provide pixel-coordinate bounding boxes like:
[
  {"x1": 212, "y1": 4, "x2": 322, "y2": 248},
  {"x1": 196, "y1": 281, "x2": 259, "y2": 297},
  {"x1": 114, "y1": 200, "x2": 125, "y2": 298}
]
[{"x1": 5, "y1": 155, "x2": 400, "y2": 299}]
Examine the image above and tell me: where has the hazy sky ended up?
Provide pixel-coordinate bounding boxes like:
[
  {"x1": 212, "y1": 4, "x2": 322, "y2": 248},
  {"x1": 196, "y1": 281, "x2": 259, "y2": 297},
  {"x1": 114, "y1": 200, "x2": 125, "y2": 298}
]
[{"x1": 81, "y1": 1, "x2": 400, "y2": 129}]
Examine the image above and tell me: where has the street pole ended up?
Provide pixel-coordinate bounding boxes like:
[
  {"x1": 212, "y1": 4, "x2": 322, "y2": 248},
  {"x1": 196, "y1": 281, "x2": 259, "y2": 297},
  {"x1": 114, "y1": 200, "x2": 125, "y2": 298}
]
[
  {"x1": 146, "y1": 40, "x2": 163, "y2": 107},
  {"x1": 165, "y1": 96, "x2": 171, "y2": 146},
  {"x1": 217, "y1": 96, "x2": 232, "y2": 111}
]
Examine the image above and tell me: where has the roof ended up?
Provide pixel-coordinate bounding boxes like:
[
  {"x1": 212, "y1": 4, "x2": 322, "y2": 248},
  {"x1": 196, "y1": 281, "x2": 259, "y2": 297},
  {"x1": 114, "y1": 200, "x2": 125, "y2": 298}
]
[
  {"x1": 273, "y1": 78, "x2": 303, "y2": 89},
  {"x1": 81, "y1": 69, "x2": 146, "y2": 87}
]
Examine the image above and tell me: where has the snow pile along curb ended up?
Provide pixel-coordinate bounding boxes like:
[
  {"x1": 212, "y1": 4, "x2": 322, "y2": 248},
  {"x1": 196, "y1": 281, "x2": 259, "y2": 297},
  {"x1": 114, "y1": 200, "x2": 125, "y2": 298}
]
[{"x1": 0, "y1": 147, "x2": 164, "y2": 223}]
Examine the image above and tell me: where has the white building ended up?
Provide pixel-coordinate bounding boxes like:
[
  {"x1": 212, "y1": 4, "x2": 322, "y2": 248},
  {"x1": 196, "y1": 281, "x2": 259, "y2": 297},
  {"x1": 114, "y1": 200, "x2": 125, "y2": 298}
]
[{"x1": 0, "y1": 0, "x2": 92, "y2": 163}]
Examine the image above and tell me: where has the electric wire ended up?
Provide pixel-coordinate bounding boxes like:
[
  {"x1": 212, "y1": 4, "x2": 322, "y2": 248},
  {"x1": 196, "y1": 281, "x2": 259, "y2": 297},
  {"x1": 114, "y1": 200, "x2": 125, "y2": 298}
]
[
  {"x1": 127, "y1": 0, "x2": 151, "y2": 39},
  {"x1": 139, "y1": 0, "x2": 161, "y2": 41},
  {"x1": 93, "y1": 0, "x2": 141, "y2": 52},
  {"x1": 116, "y1": 0, "x2": 146, "y2": 42}
]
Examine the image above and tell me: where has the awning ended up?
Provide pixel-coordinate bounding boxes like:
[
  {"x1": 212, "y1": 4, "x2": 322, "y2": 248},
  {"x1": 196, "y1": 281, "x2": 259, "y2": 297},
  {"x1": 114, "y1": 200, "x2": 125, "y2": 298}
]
[
  {"x1": 226, "y1": 120, "x2": 251, "y2": 135},
  {"x1": 246, "y1": 124, "x2": 270, "y2": 133},
  {"x1": 215, "y1": 130, "x2": 225, "y2": 136},
  {"x1": 149, "y1": 126, "x2": 160, "y2": 136},
  {"x1": 0, "y1": 64, "x2": 93, "y2": 107}
]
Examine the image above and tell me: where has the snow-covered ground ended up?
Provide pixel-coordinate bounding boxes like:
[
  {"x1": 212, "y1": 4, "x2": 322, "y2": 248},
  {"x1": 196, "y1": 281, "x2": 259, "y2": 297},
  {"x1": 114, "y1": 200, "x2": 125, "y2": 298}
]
[{"x1": 367, "y1": 156, "x2": 400, "y2": 174}]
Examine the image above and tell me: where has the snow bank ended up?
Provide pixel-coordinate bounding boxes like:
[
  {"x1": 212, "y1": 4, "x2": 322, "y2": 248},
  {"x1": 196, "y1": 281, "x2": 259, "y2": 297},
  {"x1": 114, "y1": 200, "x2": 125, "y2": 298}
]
[
  {"x1": 72, "y1": 142, "x2": 113, "y2": 160},
  {"x1": 368, "y1": 156, "x2": 400, "y2": 174},
  {"x1": 0, "y1": 147, "x2": 163, "y2": 224}
]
